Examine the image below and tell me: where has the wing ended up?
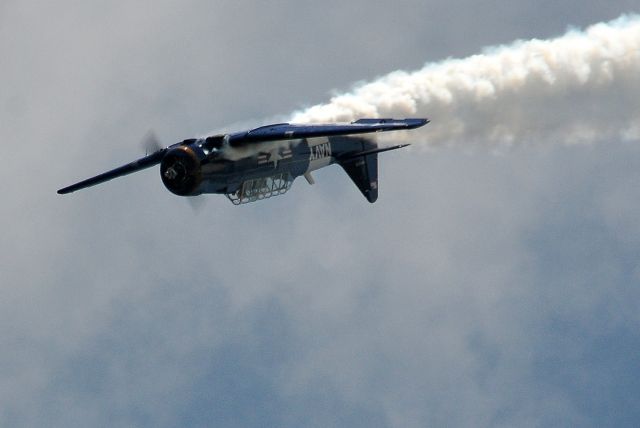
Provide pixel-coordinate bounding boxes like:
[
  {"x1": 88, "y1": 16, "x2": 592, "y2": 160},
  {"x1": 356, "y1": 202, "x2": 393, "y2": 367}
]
[
  {"x1": 57, "y1": 149, "x2": 166, "y2": 194},
  {"x1": 228, "y1": 118, "x2": 429, "y2": 147}
]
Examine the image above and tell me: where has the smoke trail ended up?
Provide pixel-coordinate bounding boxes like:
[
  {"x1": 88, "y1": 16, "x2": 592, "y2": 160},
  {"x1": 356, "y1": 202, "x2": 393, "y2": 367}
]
[{"x1": 291, "y1": 15, "x2": 640, "y2": 149}]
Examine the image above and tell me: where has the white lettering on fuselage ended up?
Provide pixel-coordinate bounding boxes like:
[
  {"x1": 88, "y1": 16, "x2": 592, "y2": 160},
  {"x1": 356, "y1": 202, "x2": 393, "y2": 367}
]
[{"x1": 309, "y1": 142, "x2": 332, "y2": 161}]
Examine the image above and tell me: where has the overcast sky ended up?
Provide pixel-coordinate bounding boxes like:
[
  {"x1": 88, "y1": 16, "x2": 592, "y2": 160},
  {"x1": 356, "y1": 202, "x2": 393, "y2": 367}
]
[{"x1": 2, "y1": 1, "x2": 640, "y2": 427}]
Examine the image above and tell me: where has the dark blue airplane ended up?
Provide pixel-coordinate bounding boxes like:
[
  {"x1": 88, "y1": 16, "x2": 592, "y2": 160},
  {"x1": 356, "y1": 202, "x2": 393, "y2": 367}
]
[{"x1": 58, "y1": 118, "x2": 428, "y2": 204}]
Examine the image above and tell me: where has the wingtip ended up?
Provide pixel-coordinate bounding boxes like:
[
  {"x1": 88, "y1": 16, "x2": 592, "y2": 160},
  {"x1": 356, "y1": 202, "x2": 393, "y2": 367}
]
[
  {"x1": 57, "y1": 187, "x2": 71, "y2": 195},
  {"x1": 403, "y1": 118, "x2": 430, "y2": 129}
]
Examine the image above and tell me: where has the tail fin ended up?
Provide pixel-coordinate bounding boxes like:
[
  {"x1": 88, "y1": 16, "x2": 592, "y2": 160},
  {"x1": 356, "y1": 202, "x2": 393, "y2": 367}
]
[
  {"x1": 336, "y1": 138, "x2": 410, "y2": 203},
  {"x1": 339, "y1": 153, "x2": 379, "y2": 203}
]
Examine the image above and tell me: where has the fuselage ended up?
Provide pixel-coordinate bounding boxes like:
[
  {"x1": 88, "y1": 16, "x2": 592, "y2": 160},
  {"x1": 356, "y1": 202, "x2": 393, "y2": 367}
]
[{"x1": 161, "y1": 135, "x2": 374, "y2": 203}]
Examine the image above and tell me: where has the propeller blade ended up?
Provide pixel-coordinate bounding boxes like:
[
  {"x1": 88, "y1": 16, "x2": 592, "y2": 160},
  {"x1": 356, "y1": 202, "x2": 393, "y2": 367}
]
[
  {"x1": 142, "y1": 130, "x2": 162, "y2": 155},
  {"x1": 187, "y1": 195, "x2": 206, "y2": 213}
]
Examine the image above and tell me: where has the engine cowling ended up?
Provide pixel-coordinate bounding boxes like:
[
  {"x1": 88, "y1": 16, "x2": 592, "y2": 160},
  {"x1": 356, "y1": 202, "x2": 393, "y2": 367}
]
[{"x1": 160, "y1": 146, "x2": 203, "y2": 196}]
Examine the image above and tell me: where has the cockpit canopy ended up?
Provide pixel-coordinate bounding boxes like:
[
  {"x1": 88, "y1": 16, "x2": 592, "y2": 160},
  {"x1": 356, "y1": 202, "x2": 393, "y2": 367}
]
[{"x1": 202, "y1": 134, "x2": 226, "y2": 151}]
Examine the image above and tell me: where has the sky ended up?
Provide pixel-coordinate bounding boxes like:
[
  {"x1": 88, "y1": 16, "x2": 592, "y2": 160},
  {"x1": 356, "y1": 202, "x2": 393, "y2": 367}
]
[{"x1": 2, "y1": 1, "x2": 640, "y2": 427}]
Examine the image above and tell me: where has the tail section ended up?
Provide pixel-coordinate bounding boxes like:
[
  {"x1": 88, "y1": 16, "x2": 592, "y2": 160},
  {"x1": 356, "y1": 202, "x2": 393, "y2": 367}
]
[
  {"x1": 339, "y1": 153, "x2": 379, "y2": 203},
  {"x1": 336, "y1": 138, "x2": 411, "y2": 203}
]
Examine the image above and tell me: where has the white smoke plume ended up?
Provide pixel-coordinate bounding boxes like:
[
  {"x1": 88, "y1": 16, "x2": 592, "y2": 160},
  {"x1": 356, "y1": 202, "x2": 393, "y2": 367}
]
[{"x1": 291, "y1": 15, "x2": 640, "y2": 149}]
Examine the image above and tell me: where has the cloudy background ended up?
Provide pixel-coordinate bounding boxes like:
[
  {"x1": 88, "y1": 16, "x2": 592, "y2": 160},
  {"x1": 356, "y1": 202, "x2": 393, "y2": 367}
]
[{"x1": 2, "y1": 1, "x2": 640, "y2": 427}]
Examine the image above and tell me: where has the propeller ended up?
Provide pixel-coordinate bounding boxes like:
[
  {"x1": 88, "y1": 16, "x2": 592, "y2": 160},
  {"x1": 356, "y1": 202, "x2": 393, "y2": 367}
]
[
  {"x1": 142, "y1": 130, "x2": 162, "y2": 155},
  {"x1": 142, "y1": 130, "x2": 207, "y2": 212}
]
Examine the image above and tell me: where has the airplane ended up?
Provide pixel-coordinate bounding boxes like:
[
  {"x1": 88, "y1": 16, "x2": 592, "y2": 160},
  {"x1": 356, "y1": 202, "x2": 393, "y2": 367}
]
[{"x1": 57, "y1": 118, "x2": 429, "y2": 204}]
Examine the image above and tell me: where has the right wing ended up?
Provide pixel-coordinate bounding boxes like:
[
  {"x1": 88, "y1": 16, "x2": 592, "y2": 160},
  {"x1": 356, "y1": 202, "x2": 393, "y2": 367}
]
[{"x1": 57, "y1": 149, "x2": 166, "y2": 194}]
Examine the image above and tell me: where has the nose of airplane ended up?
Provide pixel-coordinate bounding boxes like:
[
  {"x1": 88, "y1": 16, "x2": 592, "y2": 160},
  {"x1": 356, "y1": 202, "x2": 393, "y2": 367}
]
[{"x1": 160, "y1": 146, "x2": 202, "y2": 196}]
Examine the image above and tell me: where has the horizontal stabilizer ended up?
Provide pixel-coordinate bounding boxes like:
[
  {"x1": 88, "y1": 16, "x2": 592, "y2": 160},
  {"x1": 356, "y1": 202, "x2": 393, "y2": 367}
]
[{"x1": 338, "y1": 144, "x2": 410, "y2": 161}]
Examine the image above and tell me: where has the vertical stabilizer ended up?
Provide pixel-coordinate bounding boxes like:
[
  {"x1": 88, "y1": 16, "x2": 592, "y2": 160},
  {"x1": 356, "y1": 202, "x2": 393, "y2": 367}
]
[{"x1": 339, "y1": 153, "x2": 379, "y2": 203}]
